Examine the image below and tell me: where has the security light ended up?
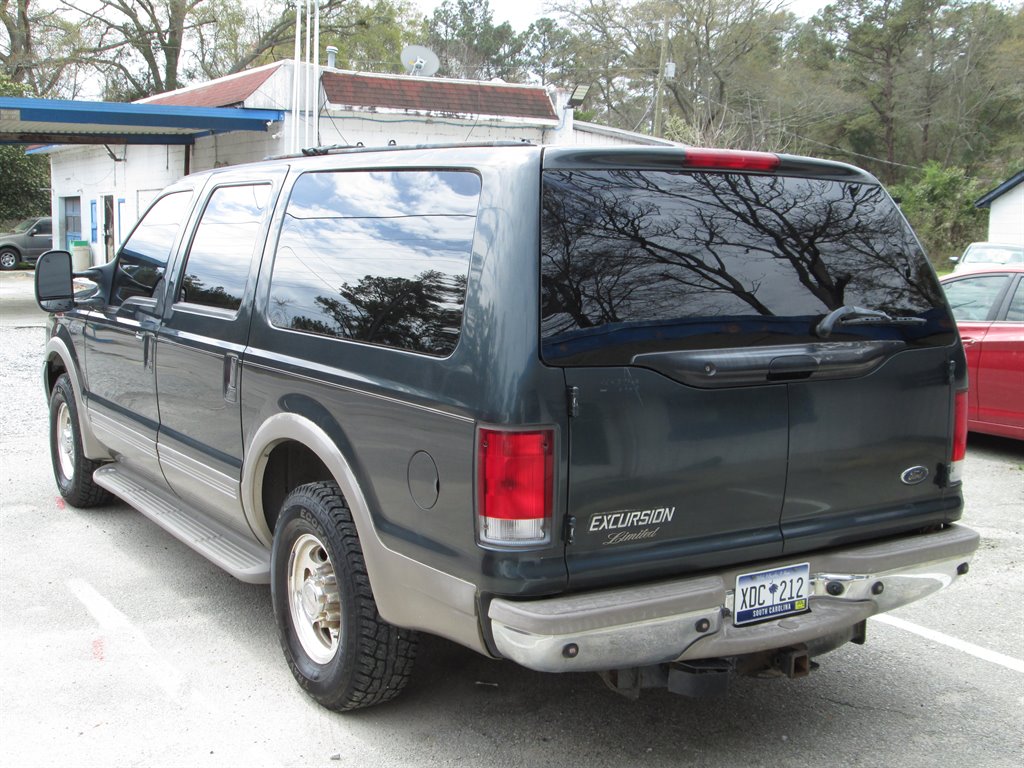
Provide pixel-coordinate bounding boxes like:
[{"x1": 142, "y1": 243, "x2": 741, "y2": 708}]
[{"x1": 566, "y1": 85, "x2": 591, "y2": 108}]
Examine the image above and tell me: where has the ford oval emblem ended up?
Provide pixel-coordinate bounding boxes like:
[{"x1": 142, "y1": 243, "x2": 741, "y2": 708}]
[{"x1": 901, "y1": 466, "x2": 929, "y2": 485}]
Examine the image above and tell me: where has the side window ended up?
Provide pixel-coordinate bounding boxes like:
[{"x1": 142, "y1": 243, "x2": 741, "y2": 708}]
[
  {"x1": 1004, "y1": 280, "x2": 1024, "y2": 323},
  {"x1": 177, "y1": 184, "x2": 271, "y2": 312},
  {"x1": 943, "y1": 275, "x2": 1009, "y2": 322},
  {"x1": 36, "y1": 219, "x2": 52, "y2": 235},
  {"x1": 112, "y1": 191, "x2": 192, "y2": 305},
  {"x1": 268, "y1": 169, "x2": 480, "y2": 357}
]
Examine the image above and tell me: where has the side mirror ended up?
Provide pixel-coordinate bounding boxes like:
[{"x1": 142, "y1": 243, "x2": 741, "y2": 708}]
[
  {"x1": 949, "y1": 256, "x2": 960, "y2": 263},
  {"x1": 35, "y1": 250, "x2": 75, "y2": 313}
]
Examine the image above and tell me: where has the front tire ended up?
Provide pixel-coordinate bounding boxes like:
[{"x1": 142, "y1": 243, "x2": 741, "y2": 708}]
[
  {"x1": 0, "y1": 248, "x2": 19, "y2": 270},
  {"x1": 49, "y1": 373, "x2": 111, "y2": 507},
  {"x1": 271, "y1": 481, "x2": 417, "y2": 711}
]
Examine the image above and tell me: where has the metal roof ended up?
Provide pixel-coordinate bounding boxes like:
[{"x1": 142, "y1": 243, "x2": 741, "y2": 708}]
[
  {"x1": 975, "y1": 170, "x2": 1024, "y2": 209},
  {"x1": 320, "y1": 71, "x2": 558, "y2": 121},
  {"x1": 0, "y1": 96, "x2": 284, "y2": 145}
]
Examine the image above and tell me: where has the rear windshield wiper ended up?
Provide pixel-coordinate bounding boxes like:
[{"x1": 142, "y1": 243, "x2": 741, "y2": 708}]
[{"x1": 815, "y1": 305, "x2": 926, "y2": 338}]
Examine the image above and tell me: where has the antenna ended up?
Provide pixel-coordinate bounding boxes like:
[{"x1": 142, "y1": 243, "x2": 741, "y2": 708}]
[{"x1": 400, "y1": 45, "x2": 440, "y2": 77}]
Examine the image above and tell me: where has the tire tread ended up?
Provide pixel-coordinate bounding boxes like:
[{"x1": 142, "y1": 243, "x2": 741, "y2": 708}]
[
  {"x1": 274, "y1": 481, "x2": 417, "y2": 711},
  {"x1": 50, "y1": 374, "x2": 111, "y2": 508}
]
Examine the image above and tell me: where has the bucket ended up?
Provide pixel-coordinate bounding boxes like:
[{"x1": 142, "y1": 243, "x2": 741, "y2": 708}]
[{"x1": 70, "y1": 240, "x2": 92, "y2": 271}]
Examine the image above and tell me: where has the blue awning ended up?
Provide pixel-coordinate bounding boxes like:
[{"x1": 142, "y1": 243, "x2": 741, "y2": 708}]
[{"x1": 0, "y1": 96, "x2": 284, "y2": 146}]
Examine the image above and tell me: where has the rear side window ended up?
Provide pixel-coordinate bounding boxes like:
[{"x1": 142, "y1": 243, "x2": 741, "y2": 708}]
[
  {"x1": 177, "y1": 184, "x2": 271, "y2": 312},
  {"x1": 269, "y1": 169, "x2": 480, "y2": 357},
  {"x1": 541, "y1": 170, "x2": 953, "y2": 365},
  {"x1": 943, "y1": 274, "x2": 1010, "y2": 321}
]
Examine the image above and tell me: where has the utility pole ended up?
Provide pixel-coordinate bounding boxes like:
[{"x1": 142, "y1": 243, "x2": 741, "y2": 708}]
[{"x1": 653, "y1": 14, "x2": 669, "y2": 137}]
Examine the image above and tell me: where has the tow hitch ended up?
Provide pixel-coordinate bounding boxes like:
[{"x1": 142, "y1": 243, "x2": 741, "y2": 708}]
[{"x1": 598, "y1": 644, "x2": 818, "y2": 700}]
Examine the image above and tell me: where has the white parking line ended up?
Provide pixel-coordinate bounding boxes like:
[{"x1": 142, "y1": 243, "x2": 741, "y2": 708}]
[
  {"x1": 66, "y1": 577, "x2": 186, "y2": 699},
  {"x1": 873, "y1": 614, "x2": 1024, "y2": 673}
]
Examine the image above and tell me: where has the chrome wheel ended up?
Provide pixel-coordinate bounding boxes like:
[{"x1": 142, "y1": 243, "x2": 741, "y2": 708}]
[
  {"x1": 287, "y1": 533, "x2": 342, "y2": 664},
  {"x1": 55, "y1": 401, "x2": 76, "y2": 480}
]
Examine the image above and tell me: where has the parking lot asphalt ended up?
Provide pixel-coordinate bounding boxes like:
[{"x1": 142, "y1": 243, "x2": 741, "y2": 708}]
[{"x1": 1, "y1": 269, "x2": 1022, "y2": 767}]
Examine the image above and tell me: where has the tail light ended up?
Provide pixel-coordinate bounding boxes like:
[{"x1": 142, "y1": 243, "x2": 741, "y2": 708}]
[
  {"x1": 477, "y1": 428, "x2": 554, "y2": 546},
  {"x1": 683, "y1": 148, "x2": 780, "y2": 172},
  {"x1": 950, "y1": 389, "x2": 968, "y2": 484}
]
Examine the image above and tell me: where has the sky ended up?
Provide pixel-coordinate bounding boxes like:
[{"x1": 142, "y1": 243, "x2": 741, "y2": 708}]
[{"x1": 409, "y1": 0, "x2": 834, "y2": 32}]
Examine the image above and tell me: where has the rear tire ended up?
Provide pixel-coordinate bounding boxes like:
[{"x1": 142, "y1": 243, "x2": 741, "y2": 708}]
[
  {"x1": 271, "y1": 481, "x2": 418, "y2": 711},
  {"x1": 0, "y1": 248, "x2": 19, "y2": 270},
  {"x1": 49, "y1": 373, "x2": 111, "y2": 507}
]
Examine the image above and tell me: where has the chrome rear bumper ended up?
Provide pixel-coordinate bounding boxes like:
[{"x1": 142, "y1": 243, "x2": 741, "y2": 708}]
[{"x1": 488, "y1": 525, "x2": 979, "y2": 673}]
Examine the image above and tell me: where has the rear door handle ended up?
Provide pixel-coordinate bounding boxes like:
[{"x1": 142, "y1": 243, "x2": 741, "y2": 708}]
[{"x1": 224, "y1": 353, "x2": 240, "y2": 403}]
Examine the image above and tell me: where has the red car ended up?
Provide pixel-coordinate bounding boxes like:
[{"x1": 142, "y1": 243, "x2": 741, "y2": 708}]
[{"x1": 941, "y1": 266, "x2": 1024, "y2": 440}]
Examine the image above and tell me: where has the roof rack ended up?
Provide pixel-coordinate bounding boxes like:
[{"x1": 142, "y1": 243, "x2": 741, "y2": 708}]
[{"x1": 265, "y1": 139, "x2": 535, "y2": 161}]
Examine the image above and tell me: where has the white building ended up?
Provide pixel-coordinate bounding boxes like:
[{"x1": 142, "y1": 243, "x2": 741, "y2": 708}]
[
  {"x1": 975, "y1": 170, "x2": 1024, "y2": 245},
  {"x1": 34, "y1": 61, "x2": 674, "y2": 263}
]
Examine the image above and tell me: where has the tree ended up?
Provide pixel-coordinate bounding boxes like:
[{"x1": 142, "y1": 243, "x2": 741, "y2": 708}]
[
  {"x1": 426, "y1": 0, "x2": 530, "y2": 80},
  {"x1": 1, "y1": 0, "x2": 91, "y2": 97},
  {"x1": 890, "y1": 163, "x2": 987, "y2": 268},
  {"x1": 523, "y1": 17, "x2": 573, "y2": 86},
  {"x1": 3, "y1": 1, "x2": 413, "y2": 99},
  {"x1": 0, "y1": 72, "x2": 51, "y2": 221}
]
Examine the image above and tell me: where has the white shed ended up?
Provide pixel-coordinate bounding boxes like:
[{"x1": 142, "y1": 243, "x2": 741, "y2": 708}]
[{"x1": 975, "y1": 170, "x2": 1024, "y2": 245}]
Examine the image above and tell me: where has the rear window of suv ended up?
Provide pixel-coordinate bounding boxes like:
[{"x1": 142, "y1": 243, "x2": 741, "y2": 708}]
[{"x1": 540, "y1": 170, "x2": 953, "y2": 365}]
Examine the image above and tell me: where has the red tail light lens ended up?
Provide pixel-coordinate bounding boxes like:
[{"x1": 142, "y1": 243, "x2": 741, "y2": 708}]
[
  {"x1": 477, "y1": 428, "x2": 554, "y2": 546},
  {"x1": 949, "y1": 389, "x2": 968, "y2": 484},
  {"x1": 683, "y1": 148, "x2": 780, "y2": 172}
]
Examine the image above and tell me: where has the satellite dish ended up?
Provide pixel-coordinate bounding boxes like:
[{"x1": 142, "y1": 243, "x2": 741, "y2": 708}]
[{"x1": 401, "y1": 44, "x2": 440, "y2": 77}]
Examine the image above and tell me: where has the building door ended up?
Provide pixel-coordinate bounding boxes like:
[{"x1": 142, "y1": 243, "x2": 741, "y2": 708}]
[
  {"x1": 103, "y1": 195, "x2": 115, "y2": 262},
  {"x1": 62, "y1": 197, "x2": 81, "y2": 249}
]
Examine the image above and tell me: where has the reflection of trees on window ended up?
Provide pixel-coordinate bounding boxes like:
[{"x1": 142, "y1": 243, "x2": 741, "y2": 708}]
[
  {"x1": 179, "y1": 274, "x2": 240, "y2": 311},
  {"x1": 289, "y1": 270, "x2": 467, "y2": 355},
  {"x1": 269, "y1": 169, "x2": 479, "y2": 357},
  {"x1": 541, "y1": 170, "x2": 945, "y2": 345}
]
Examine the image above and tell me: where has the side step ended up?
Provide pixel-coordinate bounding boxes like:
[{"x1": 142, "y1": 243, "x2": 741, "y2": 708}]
[{"x1": 93, "y1": 464, "x2": 271, "y2": 584}]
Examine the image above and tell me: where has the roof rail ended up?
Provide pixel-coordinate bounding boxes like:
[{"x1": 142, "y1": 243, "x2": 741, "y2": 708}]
[{"x1": 265, "y1": 139, "x2": 535, "y2": 161}]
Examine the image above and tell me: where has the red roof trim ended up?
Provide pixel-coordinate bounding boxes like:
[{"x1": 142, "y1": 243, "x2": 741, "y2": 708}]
[
  {"x1": 322, "y1": 72, "x2": 556, "y2": 121},
  {"x1": 144, "y1": 65, "x2": 282, "y2": 108}
]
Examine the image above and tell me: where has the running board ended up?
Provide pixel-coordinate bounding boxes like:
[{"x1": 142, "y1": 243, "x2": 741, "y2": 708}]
[{"x1": 93, "y1": 464, "x2": 271, "y2": 584}]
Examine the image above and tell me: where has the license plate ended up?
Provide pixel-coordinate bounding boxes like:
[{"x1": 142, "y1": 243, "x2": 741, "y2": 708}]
[{"x1": 734, "y1": 562, "x2": 810, "y2": 626}]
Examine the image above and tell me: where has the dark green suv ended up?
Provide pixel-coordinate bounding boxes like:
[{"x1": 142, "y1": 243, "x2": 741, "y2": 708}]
[
  {"x1": 34, "y1": 143, "x2": 979, "y2": 711},
  {"x1": 0, "y1": 215, "x2": 52, "y2": 269}
]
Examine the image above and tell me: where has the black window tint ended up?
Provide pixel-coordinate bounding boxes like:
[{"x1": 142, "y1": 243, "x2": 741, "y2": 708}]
[
  {"x1": 541, "y1": 170, "x2": 952, "y2": 364},
  {"x1": 1003, "y1": 279, "x2": 1023, "y2": 322},
  {"x1": 943, "y1": 275, "x2": 1009, "y2": 322},
  {"x1": 113, "y1": 191, "x2": 192, "y2": 305},
  {"x1": 36, "y1": 219, "x2": 51, "y2": 235},
  {"x1": 178, "y1": 184, "x2": 270, "y2": 311},
  {"x1": 269, "y1": 170, "x2": 480, "y2": 356}
]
